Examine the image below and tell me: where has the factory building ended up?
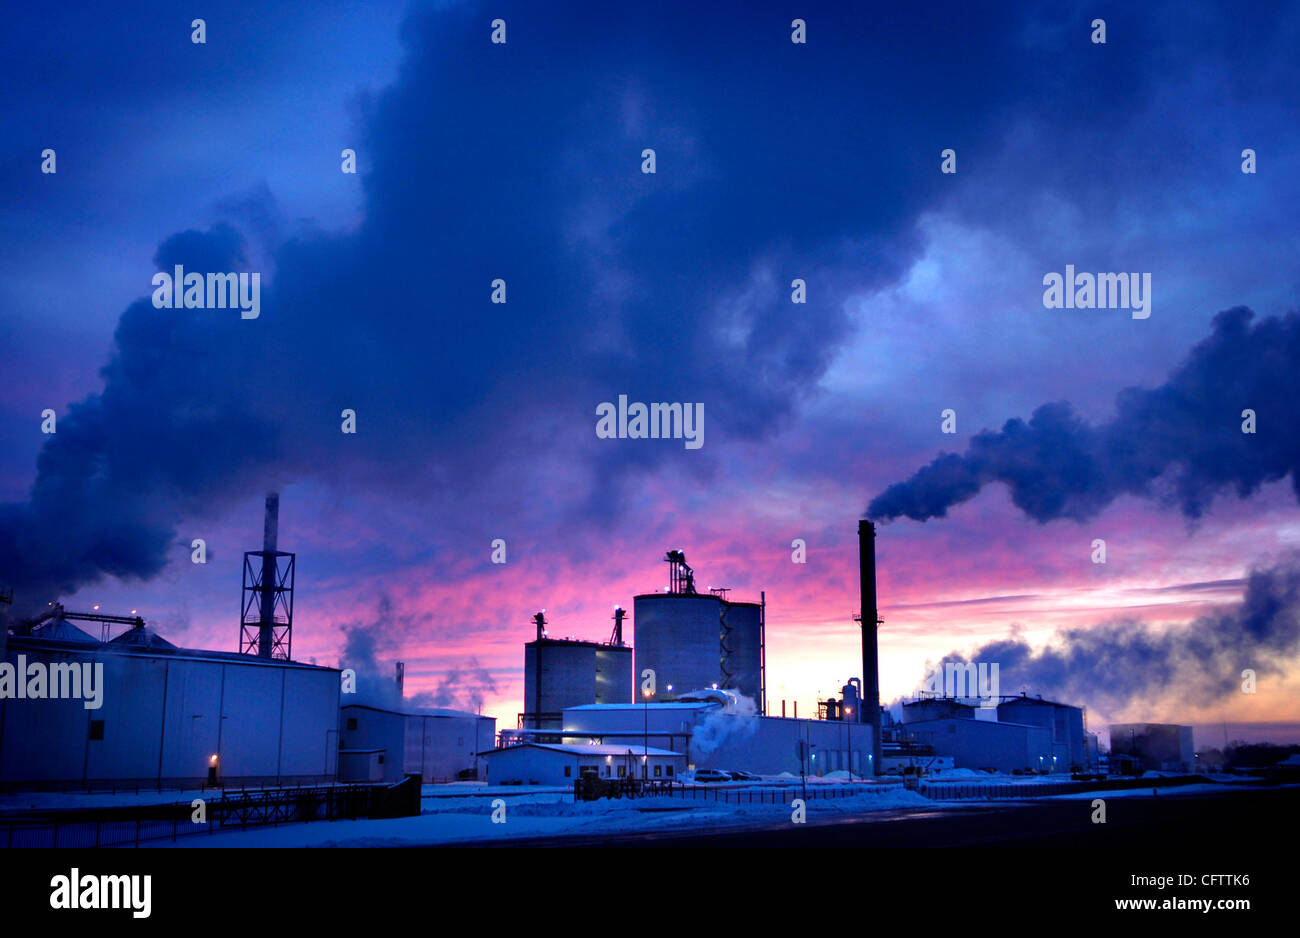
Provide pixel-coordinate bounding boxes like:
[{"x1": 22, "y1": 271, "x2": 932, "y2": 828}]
[
  {"x1": 900, "y1": 716, "x2": 1055, "y2": 774},
  {"x1": 480, "y1": 742, "x2": 685, "y2": 786},
  {"x1": 0, "y1": 615, "x2": 340, "y2": 788},
  {"x1": 0, "y1": 493, "x2": 343, "y2": 790},
  {"x1": 553, "y1": 691, "x2": 876, "y2": 777},
  {"x1": 996, "y1": 694, "x2": 1088, "y2": 770},
  {"x1": 1109, "y1": 723, "x2": 1195, "y2": 773},
  {"x1": 339, "y1": 703, "x2": 495, "y2": 783},
  {"x1": 521, "y1": 609, "x2": 631, "y2": 730},
  {"x1": 633, "y1": 551, "x2": 766, "y2": 709},
  {"x1": 898, "y1": 693, "x2": 1092, "y2": 773}
]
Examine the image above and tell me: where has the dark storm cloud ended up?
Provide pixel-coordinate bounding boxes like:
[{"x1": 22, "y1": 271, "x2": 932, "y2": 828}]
[
  {"x1": 2, "y1": 2, "x2": 1041, "y2": 609},
  {"x1": 3, "y1": 1, "x2": 1297, "y2": 613},
  {"x1": 869, "y1": 307, "x2": 1300, "y2": 523}
]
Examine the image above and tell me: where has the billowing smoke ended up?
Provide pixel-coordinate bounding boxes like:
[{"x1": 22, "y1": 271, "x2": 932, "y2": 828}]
[
  {"x1": 869, "y1": 307, "x2": 1300, "y2": 523},
  {"x1": 408, "y1": 661, "x2": 499, "y2": 716},
  {"x1": 927, "y1": 555, "x2": 1300, "y2": 720},
  {"x1": 691, "y1": 693, "x2": 759, "y2": 755},
  {"x1": 6, "y1": 2, "x2": 1000, "y2": 614},
  {"x1": 339, "y1": 594, "x2": 497, "y2": 714},
  {"x1": 339, "y1": 598, "x2": 404, "y2": 710}
]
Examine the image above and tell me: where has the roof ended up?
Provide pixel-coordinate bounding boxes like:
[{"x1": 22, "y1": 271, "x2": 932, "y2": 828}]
[
  {"x1": 904, "y1": 717, "x2": 1044, "y2": 732},
  {"x1": 997, "y1": 695, "x2": 1079, "y2": 710},
  {"x1": 340, "y1": 703, "x2": 490, "y2": 720},
  {"x1": 108, "y1": 626, "x2": 177, "y2": 650},
  {"x1": 27, "y1": 619, "x2": 100, "y2": 646},
  {"x1": 481, "y1": 742, "x2": 683, "y2": 758},
  {"x1": 565, "y1": 702, "x2": 711, "y2": 711},
  {"x1": 526, "y1": 637, "x2": 630, "y2": 650},
  {"x1": 6, "y1": 634, "x2": 338, "y2": 672}
]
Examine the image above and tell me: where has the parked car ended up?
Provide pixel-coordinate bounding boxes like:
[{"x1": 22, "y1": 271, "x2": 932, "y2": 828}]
[
  {"x1": 726, "y1": 770, "x2": 760, "y2": 781},
  {"x1": 692, "y1": 769, "x2": 731, "y2": 783}
]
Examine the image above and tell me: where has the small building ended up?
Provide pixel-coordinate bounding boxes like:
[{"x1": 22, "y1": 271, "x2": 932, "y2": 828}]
[
  {"x1": 1108, "y1": 723, "x2": 1195, "y2": 773},
  {"x1": 339, "y1": 704, "x2": 495, "y2": 783},
  {"x1": 480, "y1": 742, "x2": 685, "y2": 786}
]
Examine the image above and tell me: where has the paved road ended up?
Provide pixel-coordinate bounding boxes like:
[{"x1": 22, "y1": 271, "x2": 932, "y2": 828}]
[{"x1": 471, "y1": 785, "x2": 1298, "y2": 848}]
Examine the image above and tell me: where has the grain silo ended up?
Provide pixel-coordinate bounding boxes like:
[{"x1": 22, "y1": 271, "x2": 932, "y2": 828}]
[
  {"x1": 721, "y1": 599, "x2": 763, "y2": 708},
  {"x1": 521, "y1": 609, "x2": 632, "y2": 730},
  {"x1": 633, "y1": 551, "x2": 765, "y2": 709}
]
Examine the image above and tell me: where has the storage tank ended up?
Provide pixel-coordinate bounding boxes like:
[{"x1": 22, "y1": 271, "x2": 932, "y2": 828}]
[
  {"x1": 633, "y1": 593, "x2": 725, "y2": 698},
  {"x1": 523, "y1": 638, "x2": 632, "y2": 729},
  {"x1": 720, "y1": 600, "x2": 762, "y2": 705}
]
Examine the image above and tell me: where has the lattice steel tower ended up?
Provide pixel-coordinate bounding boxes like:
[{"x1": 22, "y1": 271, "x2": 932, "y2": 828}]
[{"x1": 240, "y1": 493, "x2": 295, "y2": 660}]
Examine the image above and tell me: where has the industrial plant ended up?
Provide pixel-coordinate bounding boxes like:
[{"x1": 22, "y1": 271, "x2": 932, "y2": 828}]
[
  {"x1": 0, "y1": 500, "x2": 1197, "y2": 827},
  {"x1": 480, "y1": 520, "x2": 1118, "y2": 785}
]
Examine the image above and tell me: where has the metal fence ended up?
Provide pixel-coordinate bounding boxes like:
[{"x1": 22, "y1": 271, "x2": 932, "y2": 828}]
[
  {"x1": 917, "y1": 774, "x2": 1215, "y2": 801},
  {"x1": 1, "y1": 780, "x2": 403, "y2": 848},
  {"x1": 639, "y1": 782, "x2": 901, "y2": 804}
]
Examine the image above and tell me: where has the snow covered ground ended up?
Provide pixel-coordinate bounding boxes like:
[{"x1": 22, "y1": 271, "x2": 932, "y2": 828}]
[{"x1": 144, "y1": 784, "x2": 931, "y2": 848}]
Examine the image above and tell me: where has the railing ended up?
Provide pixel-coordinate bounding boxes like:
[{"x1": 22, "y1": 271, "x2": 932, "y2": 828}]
[
  {"x1": 1, "y1": 777, "x2": 420, "y2": 847},
  {"x1": 580, "y1": 779, "x2": 901, "y2": 803},
  {"x1": 917, "y1": 774, "x2": 1217, "y2": 800}
]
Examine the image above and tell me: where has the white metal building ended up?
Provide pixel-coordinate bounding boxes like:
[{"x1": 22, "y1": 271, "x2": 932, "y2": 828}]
[
  {"x1": 338, "y1": 704, "x2": 496, "y2": 783},
  {"x1": 480, "y1": 742, "x2": 685, "y2": 786},
  {"x1": 556, "y1": 696, "x2": 876, "y2": 777},
  {"x1": 0, "y1": 627, "x2": 341, "y2": 788}
]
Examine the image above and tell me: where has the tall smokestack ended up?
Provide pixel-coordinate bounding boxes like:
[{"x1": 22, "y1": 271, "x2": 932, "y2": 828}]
[
  {"x1": 258, "y1": 492, "x2": 279, "y2": 658},
  {"x1": 859, "y1": 519, "x2": 882, "y2": 774},
  {"x1": 395, "y1": 661, "x2": 405, "y2": 700}
]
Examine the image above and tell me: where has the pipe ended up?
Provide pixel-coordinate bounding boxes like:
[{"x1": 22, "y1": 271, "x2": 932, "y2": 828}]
[{"x1": 859, "y1": 519, "x2": 883, "y2": 774}]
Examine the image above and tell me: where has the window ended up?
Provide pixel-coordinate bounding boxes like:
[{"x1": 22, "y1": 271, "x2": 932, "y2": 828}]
[
  {"x1": 346, "y1": 717, "x2": 358, "y2": 731},
  {"x1": 654, "y1": 764, "x2": 662, "y2": 777},
  {"x1": 602, "y1": 765, "x2": 610, "y2": 777},
  {"x1": 666, "y1": 765, "x2": 674, "y2": 777},
  {"x1": 378, "y1": 754, "x2": 384, "y2": 764},
  {"x1": 88, "y1": 720, "x2": 105, "y2": 741},
  {"x1": 617, "y1": 765, "x2": 626, "y2": 777},
  {"x1": 564, "y1": 765, "x2": 572, "y2": 778}
]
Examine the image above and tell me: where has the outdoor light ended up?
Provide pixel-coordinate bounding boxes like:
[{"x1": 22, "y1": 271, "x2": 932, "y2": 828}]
[{"x1": 209, "y1": 754, "x2": 219, "y2": 766}]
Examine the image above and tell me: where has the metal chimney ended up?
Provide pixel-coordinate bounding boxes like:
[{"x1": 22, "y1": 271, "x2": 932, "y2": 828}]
[
  {"x1": 859, "y1": 519, "x2": 883, "y2": 774},
  {"x1": 395, "y1": 661, "x2": 405, "y2": 700},
  {"x1": 240, "y1": 491, "x2": 295, "y2": 660},
  {"x1": 258, "y1": 493, "x2": 279, "y2": 658}
]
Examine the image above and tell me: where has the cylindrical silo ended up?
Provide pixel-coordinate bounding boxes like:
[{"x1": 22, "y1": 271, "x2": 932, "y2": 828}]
[
  {"x1": 721, "y1": 601, "x2": 762, "y2": 705},
  {"x1": 633, "y1": 593, "x2": 724, "y2": 696}
]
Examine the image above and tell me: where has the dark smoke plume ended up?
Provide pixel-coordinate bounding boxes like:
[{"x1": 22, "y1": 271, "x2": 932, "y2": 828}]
[
  {"x1": 929, "y1": 555, "x2": 1300, "y2": 719},
  {"x1": 869, "y1": 307, "x2": 1300, "y2": 523}
]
